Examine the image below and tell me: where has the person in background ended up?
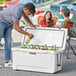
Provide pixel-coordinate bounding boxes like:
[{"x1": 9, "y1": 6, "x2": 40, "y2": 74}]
[
  {"x1": 39, "y1": 11, "x2": 56, "y2": 27},
  {"x1": 60, "y1": 8, "x2": 72, "y2": 28},
  {"x1": 0, "y1": 3, "x2": 36, "y2": 67}
]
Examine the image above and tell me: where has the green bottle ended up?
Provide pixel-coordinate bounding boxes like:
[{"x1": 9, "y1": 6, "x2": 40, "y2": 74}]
[
  {"x1": 25, "y1": 38, "x2": 32, "y2": 45},
  {"x1": 21, "y1": 44, "x2": 27, "y2": 48},
  {"x1": 44, "y1": 44, "x2": 48, "y2": 49},
  {"x1": 31, "y1": 45, "x2": 34, "y2": 49},
  {"x1": 37, "y1": 45, "x2": 41, "y2": 49}
]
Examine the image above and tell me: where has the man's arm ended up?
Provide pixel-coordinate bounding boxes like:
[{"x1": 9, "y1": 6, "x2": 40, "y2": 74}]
[
  {"x1": 23, "y1": 14, "x2": 36, "y2": 28},
  {"x1": 13, "y1": 21, "x2": 34, "y2": 39}
]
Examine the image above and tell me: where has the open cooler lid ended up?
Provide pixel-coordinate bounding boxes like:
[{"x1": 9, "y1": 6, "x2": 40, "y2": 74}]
[{"x1": 22, "y1": 27, "x2": 67, "y2": 50}]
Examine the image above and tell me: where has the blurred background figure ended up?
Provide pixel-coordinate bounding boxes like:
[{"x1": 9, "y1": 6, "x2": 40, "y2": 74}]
[
  {"x1": 60, "y1": 8, "x2": 72, "y2": 28},
  {"x1": 39, "y1": 11, "x2": 56, "y2": 27}
]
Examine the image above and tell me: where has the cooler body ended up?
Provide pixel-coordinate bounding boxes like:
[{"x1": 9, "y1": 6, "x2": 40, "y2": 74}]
[
  {"x1": 12, "y1": 27, "x2": 67, "y2": 73},
  {"x1": 12, "y1": 48, "x2": 62, "y2": 73}
]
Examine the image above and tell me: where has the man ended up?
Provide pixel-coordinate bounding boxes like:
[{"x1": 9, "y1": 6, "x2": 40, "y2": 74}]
[{"x1": 0, "y1": 3, "x2": 36, "y2": 67}]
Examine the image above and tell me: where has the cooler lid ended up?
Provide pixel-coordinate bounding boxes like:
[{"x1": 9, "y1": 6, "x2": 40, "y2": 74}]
[{"x1": 22, "y1": 27, "x2": 67, "y2": 49}]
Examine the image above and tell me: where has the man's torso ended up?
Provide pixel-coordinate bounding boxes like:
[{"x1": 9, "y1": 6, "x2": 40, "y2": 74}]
[{"x1": 0, "y1": 3, "x2": 24, "y2": 24}]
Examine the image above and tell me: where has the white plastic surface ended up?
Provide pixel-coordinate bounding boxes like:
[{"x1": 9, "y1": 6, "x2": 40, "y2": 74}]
[
  {"x1": 12, "y1": 48, "x2": 62, "y2": 73},
  {"x1": 22, "y1": 27, "x2": 67, "y2": 50},
  {"x1": 12, "y1": 27, "x2": 67, "y2": 73}
]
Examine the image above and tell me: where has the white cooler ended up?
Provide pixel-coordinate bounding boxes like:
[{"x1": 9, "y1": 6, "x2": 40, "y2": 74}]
[{"x1": 12, "y1": 27, "x2": 67, "y2": 73}]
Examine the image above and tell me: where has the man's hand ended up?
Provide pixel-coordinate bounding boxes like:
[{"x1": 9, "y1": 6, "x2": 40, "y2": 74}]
[{"x1": 28, "y1": 33, "x2": 34, "y2": 39}]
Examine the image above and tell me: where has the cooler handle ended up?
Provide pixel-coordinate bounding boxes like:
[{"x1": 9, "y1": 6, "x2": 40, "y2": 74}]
[
  {"x1": 57, "y1": 54, "x2": 62, "y2": 66},
  {"x1": 29, "y1": 52, "x2": 36, "y2": 55}
]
